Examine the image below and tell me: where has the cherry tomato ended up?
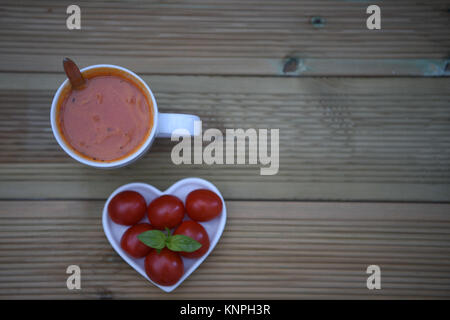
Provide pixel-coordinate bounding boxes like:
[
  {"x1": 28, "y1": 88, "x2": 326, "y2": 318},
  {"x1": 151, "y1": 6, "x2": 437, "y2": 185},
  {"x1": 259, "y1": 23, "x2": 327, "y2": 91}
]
[
  {"x1": 120, "y1": 223, "x2": 154, "y2": 258},
  {"x1": 147, "y1": 195, "x2": 185, "y2": 230},
  {"x1": 108, "y1": 191, "x2": 146, "y2": 225},
  {"x1": 186, "y1": 189, "x2": 222, "y2": 222},
  {"x1": 174, "y1": 220, "x2": 210, "y2": 258},
  {"x1": 144, "y1": 248, "x2": 184, "y2": 286}
]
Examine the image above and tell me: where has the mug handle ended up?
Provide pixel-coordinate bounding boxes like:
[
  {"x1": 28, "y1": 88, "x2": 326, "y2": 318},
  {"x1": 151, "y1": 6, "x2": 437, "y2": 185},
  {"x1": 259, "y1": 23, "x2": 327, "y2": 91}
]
[{"x1": 157, "y1": 113, "x2": 200, "y2": 138}]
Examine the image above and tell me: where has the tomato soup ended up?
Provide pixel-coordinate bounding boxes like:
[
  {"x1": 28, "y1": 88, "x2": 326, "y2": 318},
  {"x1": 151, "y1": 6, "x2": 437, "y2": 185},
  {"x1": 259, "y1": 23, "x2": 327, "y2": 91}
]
[{"x1": 56, "y1": 68, "x2": 153, "y2": 162}]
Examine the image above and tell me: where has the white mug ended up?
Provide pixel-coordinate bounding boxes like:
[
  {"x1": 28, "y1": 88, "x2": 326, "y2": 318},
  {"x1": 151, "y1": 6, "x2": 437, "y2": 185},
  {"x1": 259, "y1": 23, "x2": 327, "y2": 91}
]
[{"x1": 50, "y1": 64, "x2": 199, "y2": 168}]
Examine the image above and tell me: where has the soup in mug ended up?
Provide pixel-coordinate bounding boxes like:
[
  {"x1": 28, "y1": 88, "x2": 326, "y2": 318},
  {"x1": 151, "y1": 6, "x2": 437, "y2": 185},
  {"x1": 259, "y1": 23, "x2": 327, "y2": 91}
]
[{"x1": 56, "y1": 67, "x2": 153, "y2": 162}]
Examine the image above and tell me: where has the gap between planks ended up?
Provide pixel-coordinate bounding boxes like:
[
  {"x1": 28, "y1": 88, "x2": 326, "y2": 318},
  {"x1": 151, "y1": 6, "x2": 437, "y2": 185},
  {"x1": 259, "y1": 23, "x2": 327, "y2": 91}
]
[{"x1": 1, "y1": 55, "x2": 449, "y2": 77}]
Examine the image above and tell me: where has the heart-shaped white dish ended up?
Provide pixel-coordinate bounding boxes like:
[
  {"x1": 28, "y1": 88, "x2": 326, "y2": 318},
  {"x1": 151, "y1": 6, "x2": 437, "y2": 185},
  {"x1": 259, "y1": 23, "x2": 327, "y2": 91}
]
[{"x1": 102, "y1": 177, "x2": 227, "y2": 292}]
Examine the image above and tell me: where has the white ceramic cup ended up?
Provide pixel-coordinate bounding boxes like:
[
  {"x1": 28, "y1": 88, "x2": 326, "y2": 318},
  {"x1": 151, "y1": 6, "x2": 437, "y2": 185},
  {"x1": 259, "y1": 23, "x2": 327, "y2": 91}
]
[{"x1": 50, "y1": 64, "x2": 199, "y2": 168}]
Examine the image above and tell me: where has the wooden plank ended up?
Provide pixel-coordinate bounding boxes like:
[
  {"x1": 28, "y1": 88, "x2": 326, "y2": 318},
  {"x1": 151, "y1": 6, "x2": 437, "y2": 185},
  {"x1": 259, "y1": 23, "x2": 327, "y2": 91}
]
[
  {"x1": 0, "y1": 0, "x2": 449, "y2": 76},
  {"x1": 2, "y1": 54, "x2": 448, "y2": 77},
  {"x1": 0, "y1": 200, "x2": 449, "y2": 299},
  {"x1": 0, "y1": 74, "x2": 449, "y2": 201}
]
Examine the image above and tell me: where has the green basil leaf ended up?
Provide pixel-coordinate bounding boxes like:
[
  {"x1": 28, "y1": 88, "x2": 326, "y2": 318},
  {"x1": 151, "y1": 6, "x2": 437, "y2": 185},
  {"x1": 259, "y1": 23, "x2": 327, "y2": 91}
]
[
  {"x1": 138, "y1": 230, "x2": 167, "y2": 250},
  {"x1": 167, "y1": 234, "x2": 202, "y2": 253}
]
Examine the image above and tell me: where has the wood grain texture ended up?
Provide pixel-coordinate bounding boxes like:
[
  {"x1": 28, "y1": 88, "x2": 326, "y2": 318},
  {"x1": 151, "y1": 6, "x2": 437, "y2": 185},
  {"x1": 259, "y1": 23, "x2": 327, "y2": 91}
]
[
  {"x1": 0, "y1": 0, "x2": 450, "y2": 301},
  {"x1": 0, "y1": 0, "x2": 449, "y2": 76},
  {"x1": 0, "y1": 74, "x2": 449, "y2": 201},
  {"x1": 0, "y1": 200, "x2": 449, "y2": 299}
]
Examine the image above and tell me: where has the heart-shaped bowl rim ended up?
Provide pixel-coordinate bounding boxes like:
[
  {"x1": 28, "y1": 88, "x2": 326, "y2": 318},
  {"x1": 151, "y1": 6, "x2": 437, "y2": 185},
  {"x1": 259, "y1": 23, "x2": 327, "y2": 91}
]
[{"x1": 102, "y1": 177, "x2": 227, "y2": 292}]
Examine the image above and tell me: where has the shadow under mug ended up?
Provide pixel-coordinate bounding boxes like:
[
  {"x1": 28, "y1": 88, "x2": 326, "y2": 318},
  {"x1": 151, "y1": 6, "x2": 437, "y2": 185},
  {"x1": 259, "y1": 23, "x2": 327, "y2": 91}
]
[{"x1": 50, "y1": 64, "x2": 199, "y2": 168}]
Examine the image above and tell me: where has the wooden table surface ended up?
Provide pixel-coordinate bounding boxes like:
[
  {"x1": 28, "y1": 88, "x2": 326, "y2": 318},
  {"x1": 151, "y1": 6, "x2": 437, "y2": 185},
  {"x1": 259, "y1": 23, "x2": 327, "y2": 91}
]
[{"x1": 0, "y1": 0, "x2": 449, "y2": 299}]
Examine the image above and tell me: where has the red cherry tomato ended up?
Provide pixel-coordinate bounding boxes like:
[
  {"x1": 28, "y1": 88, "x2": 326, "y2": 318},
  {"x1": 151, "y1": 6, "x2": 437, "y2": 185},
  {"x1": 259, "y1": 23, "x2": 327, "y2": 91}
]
[
  {"x1": 144, "y1": 248, "x2": 184, "y2": 286},
  {"x1": 174, "y1": 220, "x2": 210, "y2": 258},
  {"x1": 108, "y1": 191, "x2": 146, "y2": 225},
  {"x1": 120, "y1": 223, "x2": 153, "y2": 258},
  {"x1": 147, "y1": 195, "x2": 185, "y2": 230},
  {"x1": 186, "y1": 189, "x2": 222, "y2": 222}
]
